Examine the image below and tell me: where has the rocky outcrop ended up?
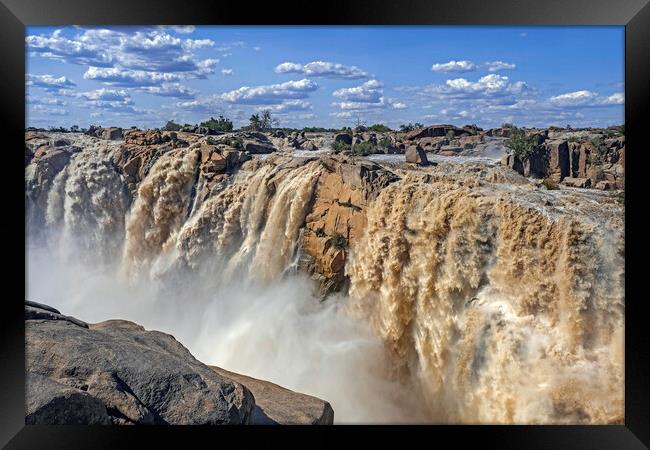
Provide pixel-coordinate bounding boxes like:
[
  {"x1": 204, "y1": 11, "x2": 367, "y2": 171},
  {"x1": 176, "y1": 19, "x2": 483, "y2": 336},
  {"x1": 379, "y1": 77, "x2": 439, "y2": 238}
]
[
  {"x1": 404, "y1": 124, "x2": 468, "y2": 141},
  {"x1": 405, "y1": 144, "x2": 429, "y2": 165},
  {"x1": 101, "y1": 127, "x2": 124, "y2": 140},
  {"x1": 25, "y1": 301, "x2": 334, "y2": 425},
  {"x1": 210, "y1": 367, "x2": 334, "y2": 425},
  {"x1": 300, "y1": 157, "x2": 399, "y2": 295}
]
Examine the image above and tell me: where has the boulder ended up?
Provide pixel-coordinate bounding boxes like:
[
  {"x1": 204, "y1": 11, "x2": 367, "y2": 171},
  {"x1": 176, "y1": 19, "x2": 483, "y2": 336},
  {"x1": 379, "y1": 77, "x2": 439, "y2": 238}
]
[
  {"x1": 334, "y1": 133, "x2": 352, "y2": 146},
  {"x1": 301, "y1": 141, "x2": 318, "y2": 151},
  {"x1": 101, "y1": 127, "x2": 123, "y2": 141},
  {"x1": 210, "y1": 367, "x2": 334, "y2": 425},
  {"x1": 26, "y1": 302, "x2": 255, "y2": 425},
  {"x1": 26, "y1": 373, "x2": 111, "y2": 425},
  {"x1": 562, "y1": 177, "x2": 592, "y2": 188},
  {"x1": 25, "y1": 302, "x2": 335, "y2": 425},
  {"x1": 405, "y1": 145, "x2": 429, "y2": 165},
  {"x1": 595, "y1": 180, "x2": 612, "y2": 190},
  {"x1": 405, "y1": 124, "x2": 465, "y2": 140},
  {"x1": 243, "y1": 140, "x2": 276, "y2": 154}
]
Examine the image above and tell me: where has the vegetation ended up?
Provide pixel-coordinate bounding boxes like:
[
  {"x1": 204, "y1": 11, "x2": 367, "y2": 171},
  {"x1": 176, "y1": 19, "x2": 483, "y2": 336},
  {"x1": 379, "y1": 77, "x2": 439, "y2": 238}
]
[
  {"x1": 464, "y1": 124, "x2": 482, "y2": 134},
  {"x1": 326, "y1": 232, "x2": 347, "y2": 250},
  {"x1": 350, "y1": 141, "x2": 375, "y2": 156},
  {"x1": 200, "y1": 116, "x2": 233, "y2": 132},
  {"x1": 333, "y1": 141, "x2": 351, "y2": 153},
  {"x1": 541, "y1": 178, "x2": 559, "y2": 190},
  {"x1": 505, "y1": 126, "x2": 541, "y2": 160},
  {"x1": 208, "y1": 136, "x2": 243, "y2": 149},
  {"x1": 501, "y1": 122, "x2": 515, "y2": 129},
  {"x1": 366, "y1": 123, "x2": 392, "y2": 133},
  {"x1": 399, "y1": 122, "x2": 424, "y2": 132},
  {"x1": 164, "y1": 120, "x2": 182, "y2": 131},
  {"x1": 300, "y1": 126, "x2": 340, "y2": 133},
  {"x1": 314, "y1": 227, "x2": 326, "y2": 238},
  {"x1": 247, "y1": 110, "x2": 278, "y2": 131},
  {"x1": 378, "y1": 136, "x2": 392, "y2": 150},
  {"x1": 589, "y1": 137, "x2": 609, "y2": 165}
]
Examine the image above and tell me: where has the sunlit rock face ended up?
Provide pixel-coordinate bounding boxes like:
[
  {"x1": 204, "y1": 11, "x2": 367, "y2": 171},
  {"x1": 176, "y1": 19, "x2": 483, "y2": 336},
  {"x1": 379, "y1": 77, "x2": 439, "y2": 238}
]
[{"x1": 25, "y1": 131, "x2": 624, "y2": 424}]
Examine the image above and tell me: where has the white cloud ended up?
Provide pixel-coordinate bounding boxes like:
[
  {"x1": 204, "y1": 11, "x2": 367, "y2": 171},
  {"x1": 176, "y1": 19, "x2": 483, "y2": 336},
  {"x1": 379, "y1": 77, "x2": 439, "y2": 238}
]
[
  {"x1": 601, "y1": 92, "x2": 624, "y2": 105},
  {"x1": 333, "y1": 79, "x2": 383, "y2": 102},
  {"x1": 140, "y1": 83, "x2": 197, "y2": 99},
  {"x1": 79, "y1": 88, "x2": 129, "y2": 101},
  {"x1": 84, "y1": 66, "x2": 182, "y2": 85},
  {"x1": 256, "y1": 100, "x2": 312, "y2": 113},
  {"x1": 27, "y1": 28, "x2": 217, "y2": 79},
  {"x1": 332, "y1": 79, "x2": 405, "y2": 111},
  {"x1": 484, "y1": 61, "x2": 516, "y2": 72},
  {"x1": 275, "y1": 61, "x2": 369, "y2": 79},
  {"x1": 426, "y1": 74, "x2": 526, "y2": 99},
  {"x1": 431, "y1": 60, "x2": 477, "y2": 73},
  {"x1": 549, "y1": 90, "x2": 598, "y2": 106},
  {"x1": 221, "y1": 79, "x2": 318, "y2": 105},
  {"x1": 221, "y1": 68, "x2": 234, "y2": 76},
  {"x1": 27, "y1": 74, "x2": 76, "y2": 90},
  {"x1": 169, "y1": 26, "x2": 195, "y2": 34}
]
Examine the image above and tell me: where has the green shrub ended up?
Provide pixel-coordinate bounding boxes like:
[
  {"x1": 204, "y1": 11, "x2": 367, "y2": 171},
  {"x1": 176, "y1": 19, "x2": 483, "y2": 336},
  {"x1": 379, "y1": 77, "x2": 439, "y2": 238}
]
[
  {"x1": 326, "y1": 232, "x2": 347, "y2": 250},
  {"x1": 314, "y1": 227, "x2": 326, "y2": 237},
  {"x1": 541, "y1": 178, "x2": 559, "y2": 190},
  {"x1": 200, "y1": 116, "x2": 233, "y2": 132},
  {"x1": 351, "y1": 141, "x2": 375, "y2": 156},
  {"x1": 367, "y1": 124, "x2": 392, "y2": 133},
  {"x1": 378, "y1": 136, "x2": 392, "y2": 149},
  {"x1": 333, "y1": 141, "x2": 351, "y2": 153},
  {"x1": 505, "y1": 126, "x2": 540, "y2": 160}
]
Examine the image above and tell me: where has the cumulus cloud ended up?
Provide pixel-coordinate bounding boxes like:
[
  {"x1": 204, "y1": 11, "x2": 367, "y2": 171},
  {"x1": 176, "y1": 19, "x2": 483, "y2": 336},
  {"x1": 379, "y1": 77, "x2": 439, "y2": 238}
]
[
  {"x1": 79, "y1": 88, "x2": 130, "y2": 101},
  {"x1": 601, "y1": 92, "x2": 624, "y2": 105},
  {"x1": 140, "y1": 83, "x2": 197, "y2": 99},
  {"x1": 168, "y1": 26, "x2": 196, "y2": 34},
  {"x1": 275, "y1": 61, "x2": 369, "y2": 79},
  {"x1": 484, "y1": 61, "x2": 516, "y2": 72},
  {"x1": 221, "y1": 69, "x2": 234, "y2": 76},
  {"x1": 221, "y1": 79, "x2": 318, "y2": 105},
  {"x1": 84, "y1": 66, "x2": 182, "y2": 85},
  {"x1": 550, "y1": 90, "x2": 624, "y2": 107},
  {"x1": 27, "y1": 28, "x2": 217, "y2": 80},
  {"x1": 426, "y1": 74, "x2": 526, "y2": 99},
  {"x1": 431, "y1": 60, "x2": 477, "y2": 73},
  {"x1": 30, "y1": 104, "x2": 68, "y2": 115},
  {"x1": 333, "y1": 79, "x2": 383, "y2": 102},
  {"x1": 431, "y1": 60, "x2": 516, "y2": 73},
  {"x1": 27, "y1": 74, "x2": 76, "y2": 90},
  {"x1": 256, "y1": 100, "x2": 312, "y2": 113},
  {"x1": 331, "y1": 79, "x2": 406, "y2": 111},
  {"x1": 549, "y1": 90, "x2": 599, "y2": 106}
]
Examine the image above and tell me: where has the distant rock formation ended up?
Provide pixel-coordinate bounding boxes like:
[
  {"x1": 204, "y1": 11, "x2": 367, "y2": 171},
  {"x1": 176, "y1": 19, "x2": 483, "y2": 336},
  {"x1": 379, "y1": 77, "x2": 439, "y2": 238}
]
[{"x1": 25, "y1": 301, "x2": 334, "y2": 425}]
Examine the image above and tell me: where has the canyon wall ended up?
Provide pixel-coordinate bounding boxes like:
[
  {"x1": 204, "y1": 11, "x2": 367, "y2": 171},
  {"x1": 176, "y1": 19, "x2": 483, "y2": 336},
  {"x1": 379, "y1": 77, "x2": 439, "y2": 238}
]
[{"x1": 25, "y1": 131, "x2": 624, "y2": 423}]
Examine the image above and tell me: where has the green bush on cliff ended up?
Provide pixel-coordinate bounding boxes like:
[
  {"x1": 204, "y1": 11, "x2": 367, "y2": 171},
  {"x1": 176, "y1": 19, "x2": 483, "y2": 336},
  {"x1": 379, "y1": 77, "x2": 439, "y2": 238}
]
[
  {"x1": 200, "y1": 116, "x2": 234, "y2": 132},
  {"x1": 326, "y1": 232, "x2": 347, "y2": 250},
  {"x1": 333, "y1": 141, "x2": 351, "y2": 153},
  {"x1": 505, "y1": 126, "x2": 540, "y2": 161},
  {"x1": 350, "y1": 141, "x2": 375, "y2": 156},
  {"x1": 367, "y1": 124, "x2": 392, "y2": 133}
]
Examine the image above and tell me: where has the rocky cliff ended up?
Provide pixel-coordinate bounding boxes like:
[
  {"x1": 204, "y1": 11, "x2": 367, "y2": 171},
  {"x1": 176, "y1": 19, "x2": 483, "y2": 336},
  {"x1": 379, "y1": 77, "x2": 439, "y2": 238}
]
[
  {"x1": 25, "y1": 301, "x2": 333, "y2": 425},
  {"x1": 25, "y1": 128, "x2": 624, "y2": 424}
]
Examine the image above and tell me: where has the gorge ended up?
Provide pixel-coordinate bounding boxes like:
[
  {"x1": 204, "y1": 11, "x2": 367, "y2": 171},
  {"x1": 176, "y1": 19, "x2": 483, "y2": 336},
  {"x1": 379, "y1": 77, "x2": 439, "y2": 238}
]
[{"x1": 25, "y1": 126, "x2": 625, "y2": 424}]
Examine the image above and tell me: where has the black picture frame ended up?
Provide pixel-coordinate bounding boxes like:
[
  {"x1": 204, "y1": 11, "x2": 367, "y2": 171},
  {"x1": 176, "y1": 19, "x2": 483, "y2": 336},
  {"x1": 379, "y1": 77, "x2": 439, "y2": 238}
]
[{"x1": 2, "y1": 0, "x2": 648, "y2": 447}]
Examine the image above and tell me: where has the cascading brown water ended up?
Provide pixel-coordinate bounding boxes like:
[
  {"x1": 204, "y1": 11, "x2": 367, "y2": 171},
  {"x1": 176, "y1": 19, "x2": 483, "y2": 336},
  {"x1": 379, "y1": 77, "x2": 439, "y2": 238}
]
[
  {"x1": 346, "y1": 170, "x2": 624, "y2": 424},
  {"x1": 25, "y1": 134, "x2": 624, "y2": 423}
]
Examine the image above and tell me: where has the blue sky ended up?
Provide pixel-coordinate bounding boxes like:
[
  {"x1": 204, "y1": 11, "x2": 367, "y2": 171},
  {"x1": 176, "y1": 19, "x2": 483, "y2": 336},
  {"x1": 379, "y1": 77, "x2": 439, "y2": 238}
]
[{"x1": 26, "y1": 26, "x2": 624, "y2": 129}]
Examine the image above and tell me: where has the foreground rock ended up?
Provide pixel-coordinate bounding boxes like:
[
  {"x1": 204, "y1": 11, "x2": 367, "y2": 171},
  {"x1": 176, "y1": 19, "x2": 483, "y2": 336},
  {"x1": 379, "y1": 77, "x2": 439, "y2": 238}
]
[
  {"x1": 210, "y1": 367, "x2": 334, "y2": 425},
  {"x1": 25, "y1": 301, "x2": 333, "y2": 425}
]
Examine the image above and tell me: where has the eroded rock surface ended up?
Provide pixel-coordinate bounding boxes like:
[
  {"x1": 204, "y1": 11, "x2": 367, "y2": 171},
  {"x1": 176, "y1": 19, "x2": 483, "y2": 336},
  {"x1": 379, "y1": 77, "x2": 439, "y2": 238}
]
[{"x1": 25, "y1": 301, "x2": 334, "y2": 425}]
